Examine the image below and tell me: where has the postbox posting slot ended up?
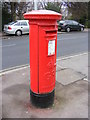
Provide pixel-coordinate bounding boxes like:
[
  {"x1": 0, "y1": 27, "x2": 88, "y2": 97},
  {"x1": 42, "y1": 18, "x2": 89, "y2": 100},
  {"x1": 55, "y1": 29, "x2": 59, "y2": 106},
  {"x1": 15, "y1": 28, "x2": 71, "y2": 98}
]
[
  {"x1": 45, "y1": 29, "x2": 57, "y2": 37},
  {"x1": 46, "y1": 30, "x2": 57, "y2": 34}
]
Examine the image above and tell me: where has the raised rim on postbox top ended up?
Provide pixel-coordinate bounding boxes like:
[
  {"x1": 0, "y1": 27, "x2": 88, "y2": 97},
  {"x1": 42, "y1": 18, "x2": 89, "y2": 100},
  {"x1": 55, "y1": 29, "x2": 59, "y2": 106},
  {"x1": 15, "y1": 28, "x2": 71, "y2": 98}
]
[{"x1": 24, "y1": 10, "x2": 62, "y2": 20}]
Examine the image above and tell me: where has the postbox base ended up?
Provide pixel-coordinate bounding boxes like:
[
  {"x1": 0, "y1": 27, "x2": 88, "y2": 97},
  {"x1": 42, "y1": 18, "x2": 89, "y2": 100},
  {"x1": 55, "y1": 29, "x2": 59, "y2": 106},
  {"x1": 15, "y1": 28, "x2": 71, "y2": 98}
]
[{"x1": 30, "y1": 89, "x2": 55, "y2": 108}]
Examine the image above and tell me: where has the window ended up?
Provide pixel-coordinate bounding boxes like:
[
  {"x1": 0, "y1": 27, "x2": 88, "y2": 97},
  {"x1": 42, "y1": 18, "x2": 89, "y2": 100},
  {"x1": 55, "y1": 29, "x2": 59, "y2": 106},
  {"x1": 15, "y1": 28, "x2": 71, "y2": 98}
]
[
  {"x1": 73, "y1": 21, "x2": 78, "y2": 25},
  {"x1": 60, "y1": 21, "x2": 65, "y2": 24},
  {"x1": 59, "y1": 21, "x2": 65, "y2": 25},
  {"x1": 66, "y1": 20, "x2": 73, "y2": 25},
  {"x1": 20, "y1": 22, "x2": 28, "y2": 26},
  {"x1": 14, "y1": 22, "x2": 20, "y2": 26},
  {"x1": 8, "y1": 21, "x2": 17, "y2": 25}
]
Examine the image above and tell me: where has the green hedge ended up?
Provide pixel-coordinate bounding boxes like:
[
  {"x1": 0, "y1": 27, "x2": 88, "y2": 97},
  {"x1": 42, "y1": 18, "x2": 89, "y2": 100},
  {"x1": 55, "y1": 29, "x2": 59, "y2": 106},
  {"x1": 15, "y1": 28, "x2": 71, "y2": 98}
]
[
  {"x1": 85, "y1": 20, "x2": 90, "y2": 28},
  {"x1": 2, "y1": 8, "x2": 11, "y2": 30}
]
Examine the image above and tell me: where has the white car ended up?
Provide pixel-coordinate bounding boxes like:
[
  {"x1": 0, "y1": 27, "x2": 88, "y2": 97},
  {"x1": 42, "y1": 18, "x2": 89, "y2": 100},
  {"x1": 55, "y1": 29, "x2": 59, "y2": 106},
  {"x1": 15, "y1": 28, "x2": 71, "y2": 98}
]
[{"x1": 4, "y1": 20, "x2": 29, "y2": 36}]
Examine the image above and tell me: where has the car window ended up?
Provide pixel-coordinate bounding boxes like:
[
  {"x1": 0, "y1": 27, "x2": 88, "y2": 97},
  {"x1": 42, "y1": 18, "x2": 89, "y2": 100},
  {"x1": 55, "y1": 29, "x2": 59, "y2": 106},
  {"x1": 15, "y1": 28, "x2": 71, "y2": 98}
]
[
  {"x1": 60, "y1": 21, "x2": 65, "y2": 24},
  {"x1": 14, "y1": 22, "x2": 20, "y2": 26},
  {"x1": 20, "y1": 22, "x2": 28, "y2": 26},
  {"x1": 8, "y1": 21, "x2": 17, "y2": 25},
  {"x1": 73, "y1": 21, "x2": 78, "y2": 25},
  {"x1": 66, "y1": 20, "x2": 73, "y2": 25},
  {"x1": 59, "y1": 21, "x2": 65, "y2": 25}
]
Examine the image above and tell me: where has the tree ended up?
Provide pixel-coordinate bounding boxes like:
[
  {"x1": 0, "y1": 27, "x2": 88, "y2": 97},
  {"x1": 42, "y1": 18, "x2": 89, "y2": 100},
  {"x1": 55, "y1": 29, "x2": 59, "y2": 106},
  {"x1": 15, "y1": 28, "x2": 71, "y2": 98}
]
[
  {"x1": 10, "y1": 2, "x2": 17, "y2": 21},
  {"x1": 2, "y1": 2, "x2": 11, "y2": 29},
  {"x1": 2, "y1": 1, "x2": 27, "y2": 21},
  {"x1": 45, "y1": 2, "x2": 62, "y2": 13},
  {"x1": 67, "y1": 2, "x2": 88, "y2": 24},
  {"x1": 16, "y1": 1, "x2": 27, "y2": 20},
  {"x1": 2, "y1": 1, "x2": 28, "y2": 30}
]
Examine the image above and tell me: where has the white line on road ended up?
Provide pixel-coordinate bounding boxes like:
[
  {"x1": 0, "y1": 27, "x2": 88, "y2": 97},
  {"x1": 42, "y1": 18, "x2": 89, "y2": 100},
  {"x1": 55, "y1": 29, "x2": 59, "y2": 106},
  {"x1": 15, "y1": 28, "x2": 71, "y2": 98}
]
[
  {"x1": 0, "y1": 44, "x2": 16, "y2": 48},
  {"x1": 0, "y1": 64, "x2": 29, "y2": 75}
]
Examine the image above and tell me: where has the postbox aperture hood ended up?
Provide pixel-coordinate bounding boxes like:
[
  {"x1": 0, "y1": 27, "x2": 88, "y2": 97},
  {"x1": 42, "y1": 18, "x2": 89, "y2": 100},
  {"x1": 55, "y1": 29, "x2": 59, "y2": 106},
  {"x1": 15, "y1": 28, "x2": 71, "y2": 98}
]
[{"x1": 24, "y1": 10, "x2": 62, "y2": 20}]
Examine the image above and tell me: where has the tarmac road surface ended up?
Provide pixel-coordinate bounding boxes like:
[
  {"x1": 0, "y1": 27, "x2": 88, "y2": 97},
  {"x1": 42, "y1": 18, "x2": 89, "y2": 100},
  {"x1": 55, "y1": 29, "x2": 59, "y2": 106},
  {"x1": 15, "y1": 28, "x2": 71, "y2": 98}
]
[{"x1": 2, "y1": 31, "x2": 88, "y2": 70}]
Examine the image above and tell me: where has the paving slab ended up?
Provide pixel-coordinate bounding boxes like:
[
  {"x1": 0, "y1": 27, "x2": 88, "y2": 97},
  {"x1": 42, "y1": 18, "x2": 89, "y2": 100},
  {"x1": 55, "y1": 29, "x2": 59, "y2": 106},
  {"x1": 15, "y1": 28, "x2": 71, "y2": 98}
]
[
  {"x1": 57, "y1": 53, "x2": 88, "y2": 77},
  {"x1": 1, "y1": 67, "x2": 88, "y2": 118},
  {"x1": 56, "y1": 68, "x2": 86, "y2": 85}
]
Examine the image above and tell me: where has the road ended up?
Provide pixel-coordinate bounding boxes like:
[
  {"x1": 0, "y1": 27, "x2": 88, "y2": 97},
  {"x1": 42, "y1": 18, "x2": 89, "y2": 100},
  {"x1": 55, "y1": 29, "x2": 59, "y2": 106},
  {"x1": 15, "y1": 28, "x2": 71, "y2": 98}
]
[{"x1": 2, "y1": 31, "x2": 88, "y2": 70}]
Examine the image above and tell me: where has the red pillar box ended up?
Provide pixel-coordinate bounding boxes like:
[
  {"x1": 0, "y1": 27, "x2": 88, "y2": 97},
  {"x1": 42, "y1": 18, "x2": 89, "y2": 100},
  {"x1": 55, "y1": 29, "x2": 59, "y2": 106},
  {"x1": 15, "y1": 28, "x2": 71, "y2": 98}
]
[{"x1": 24, "y1": 10, "x2": 62, "y2": 108}]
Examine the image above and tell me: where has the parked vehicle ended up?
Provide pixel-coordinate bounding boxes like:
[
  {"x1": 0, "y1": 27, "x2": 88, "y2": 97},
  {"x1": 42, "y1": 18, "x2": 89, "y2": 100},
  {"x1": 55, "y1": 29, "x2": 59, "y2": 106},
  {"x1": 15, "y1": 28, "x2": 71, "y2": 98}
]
[
  {"x1": 58, "y1": 20, "x2": 84, "y2": 32},
  {"x1": 4, "y1": 20, "x2": 29, "y2": 36}
]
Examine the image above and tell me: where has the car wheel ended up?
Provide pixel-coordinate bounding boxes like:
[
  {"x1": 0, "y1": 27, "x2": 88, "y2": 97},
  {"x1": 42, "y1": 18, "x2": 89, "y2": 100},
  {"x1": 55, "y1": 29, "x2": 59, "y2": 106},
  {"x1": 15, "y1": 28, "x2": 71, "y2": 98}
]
[
  {"x1": 66, "y1": 27, "x2": 70, "y2": 32},
  {"x1": 15, "y1": 30, "x2": 22, "y2": 36},
  {"x1": 80, "y1": 27, "x2": 84, "y2": 31}
]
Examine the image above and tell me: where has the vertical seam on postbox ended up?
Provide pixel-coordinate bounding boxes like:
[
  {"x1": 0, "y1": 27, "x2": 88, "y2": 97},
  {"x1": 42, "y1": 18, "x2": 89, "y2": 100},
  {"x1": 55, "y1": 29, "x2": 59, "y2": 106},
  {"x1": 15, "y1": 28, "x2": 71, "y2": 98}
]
[{"x1": 38, "y1": 25, "x2": 39, "y2": 93}]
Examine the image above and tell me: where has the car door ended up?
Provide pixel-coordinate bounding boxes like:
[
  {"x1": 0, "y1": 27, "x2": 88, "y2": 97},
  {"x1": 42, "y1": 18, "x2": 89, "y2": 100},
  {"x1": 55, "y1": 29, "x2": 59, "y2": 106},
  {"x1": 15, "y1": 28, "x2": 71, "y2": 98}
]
[
  {"x1": 20, "y1": 21, "x2": 29, "y2": 34},
  {"x1": 72, "y1": 21, "x2": 79, "y2": 30},
  {"x1": 66, "y1": 20, "x2": 73, "y2": 30},
  {"x1": 13, "y1": 21, "x2": 21, "y2": 33}
]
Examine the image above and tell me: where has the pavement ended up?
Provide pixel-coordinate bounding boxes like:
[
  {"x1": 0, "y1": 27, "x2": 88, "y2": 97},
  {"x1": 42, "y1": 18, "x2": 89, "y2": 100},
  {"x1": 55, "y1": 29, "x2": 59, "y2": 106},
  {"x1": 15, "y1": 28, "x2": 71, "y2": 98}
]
[{"x1": 0, "y1": 52, "x2": 88, "y2": 119}]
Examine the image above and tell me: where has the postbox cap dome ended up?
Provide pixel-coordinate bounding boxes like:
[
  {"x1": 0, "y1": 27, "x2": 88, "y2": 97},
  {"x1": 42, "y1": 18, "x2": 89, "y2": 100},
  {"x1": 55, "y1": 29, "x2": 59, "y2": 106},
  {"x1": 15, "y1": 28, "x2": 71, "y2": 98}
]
[{"x1": 24, "y1": 10, "x2": 62, "y2": 20}]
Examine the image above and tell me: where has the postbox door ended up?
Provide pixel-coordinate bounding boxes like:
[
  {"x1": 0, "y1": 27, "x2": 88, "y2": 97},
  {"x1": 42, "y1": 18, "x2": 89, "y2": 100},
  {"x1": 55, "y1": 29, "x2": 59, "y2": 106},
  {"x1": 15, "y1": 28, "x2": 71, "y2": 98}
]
[{"x1": 39, "y1": 26, "x2": 57, "y2": 94}]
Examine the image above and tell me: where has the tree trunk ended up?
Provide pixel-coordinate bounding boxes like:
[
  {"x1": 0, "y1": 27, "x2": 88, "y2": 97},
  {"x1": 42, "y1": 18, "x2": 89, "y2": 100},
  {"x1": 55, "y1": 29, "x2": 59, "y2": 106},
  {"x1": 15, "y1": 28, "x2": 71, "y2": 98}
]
[{"x1": 10, "y1": 2, "x2": 17, "y2": 21}]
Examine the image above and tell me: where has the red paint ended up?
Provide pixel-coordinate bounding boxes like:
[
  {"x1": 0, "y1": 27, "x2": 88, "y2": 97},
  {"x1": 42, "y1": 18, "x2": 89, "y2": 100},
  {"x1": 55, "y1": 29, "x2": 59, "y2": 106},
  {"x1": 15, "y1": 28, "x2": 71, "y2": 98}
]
[{"x1": 24, "y1": 10, "x2": 62, "y2": 94}]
